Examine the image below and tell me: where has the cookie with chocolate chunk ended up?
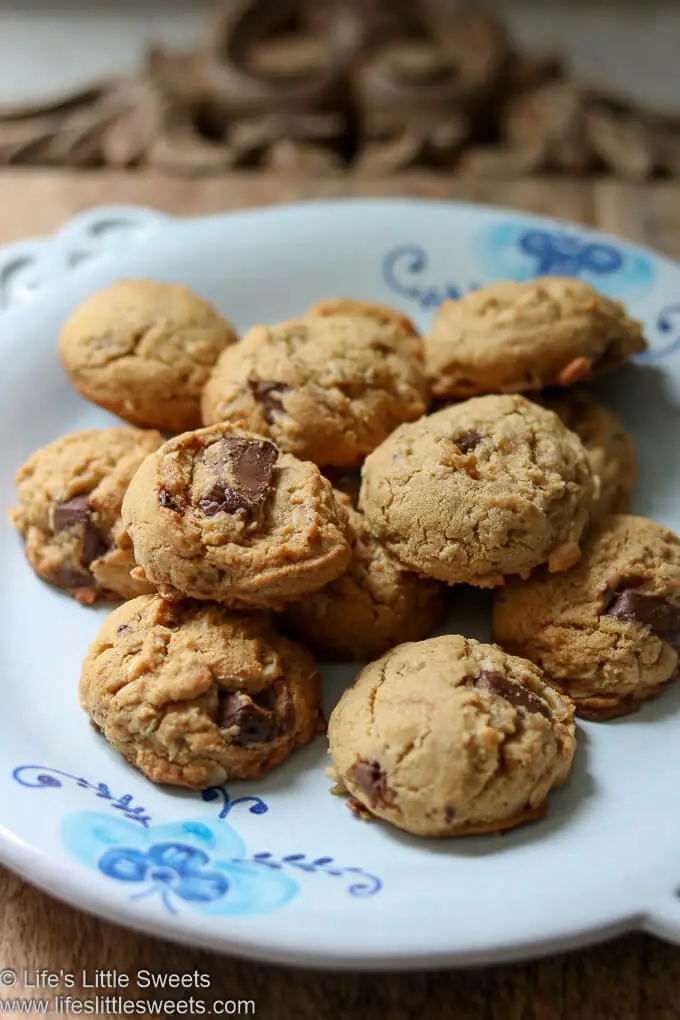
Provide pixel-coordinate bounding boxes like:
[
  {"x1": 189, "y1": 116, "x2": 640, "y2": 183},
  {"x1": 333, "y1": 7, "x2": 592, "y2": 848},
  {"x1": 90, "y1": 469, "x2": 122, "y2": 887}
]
[
  {"x1": 425, "y1": 278, "x2": 646, "y2": 400},
  {"x1": 121, "y1": 423, "x2": 352, "y2": 608},
  {"x1": 359, "y1": 394, "x2": 595, "y2": 587},
  {"x1": 544, "y1": 389, "x2": 636, "y2": 521},
  {"x1": 201, "y1": 314, "x2": 428, "y2": 469},
  {"x1": 492, "y1": 514, "x2": 680, "y2": 719},
  {"x1": 10, "y1": 426, "x2": 163, "y2": 604},
  {"x1": 58, "y1": 280, "x2": 237, "y2": 433},
  {"x1": 327, "y1": 634, "x2": 575, "y2": 837},
  {"x1": 281, "y1": 495, "x2": 446, "y2": 661},
  {"x1": 80, "y1": 594, "x2": 322, "y2": 787}
]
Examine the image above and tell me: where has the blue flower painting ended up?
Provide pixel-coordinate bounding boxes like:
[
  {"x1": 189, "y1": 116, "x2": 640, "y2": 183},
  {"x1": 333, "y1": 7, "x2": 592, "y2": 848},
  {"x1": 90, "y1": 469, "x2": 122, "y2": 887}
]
[
  {"x1": 473, "y1": 221, "x2": 654, "y2": 297},
  {"x1": 62, "y1": 812, "x2": 298, "y2": 917}
]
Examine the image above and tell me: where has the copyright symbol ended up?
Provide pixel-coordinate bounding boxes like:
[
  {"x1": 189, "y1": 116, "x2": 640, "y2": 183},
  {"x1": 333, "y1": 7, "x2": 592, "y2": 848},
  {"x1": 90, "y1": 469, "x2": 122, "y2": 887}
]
[{"x1": 0, "y1": 969, "x2": 17, "y2": 987}]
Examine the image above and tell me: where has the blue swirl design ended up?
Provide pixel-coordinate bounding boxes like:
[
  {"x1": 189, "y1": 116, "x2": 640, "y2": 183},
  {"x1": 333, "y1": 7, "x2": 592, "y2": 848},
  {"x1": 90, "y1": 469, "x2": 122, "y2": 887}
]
[
  {"x1": 14, "y1": 764, "x2": 383, "y2": 915},
  {"x1": 382, "y1": 244, "x2": 479, "y2": 309},
  {"x1": 12, "y1": 765, "x2": 151, "y2": 828},
  {"x1": 243, "y1": 852, "x2": 382, "y2": 897}
]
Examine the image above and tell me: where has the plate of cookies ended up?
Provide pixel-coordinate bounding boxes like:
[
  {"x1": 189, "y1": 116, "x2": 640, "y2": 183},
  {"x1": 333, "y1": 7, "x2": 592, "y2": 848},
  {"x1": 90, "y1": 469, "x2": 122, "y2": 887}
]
[{"x1": 1, "y1": 198, "x2": 680, "y2": 969}]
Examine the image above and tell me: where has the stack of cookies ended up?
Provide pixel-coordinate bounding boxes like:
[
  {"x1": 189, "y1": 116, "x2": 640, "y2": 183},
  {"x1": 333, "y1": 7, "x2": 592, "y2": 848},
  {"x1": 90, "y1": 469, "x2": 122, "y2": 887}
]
[{"x1": 10, "y1": 275, "x2": 680, "y2": 841}]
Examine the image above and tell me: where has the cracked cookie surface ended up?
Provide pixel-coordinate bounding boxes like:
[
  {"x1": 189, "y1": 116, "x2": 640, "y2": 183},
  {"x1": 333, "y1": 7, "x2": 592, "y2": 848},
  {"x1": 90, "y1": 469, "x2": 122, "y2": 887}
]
[
  {"x1": 80, "y1": 594, "x2": 322, "y2": 788},
  {"x1": 306, "y1": 297, "x2": 421, "y2": 344},
  {"x1": 281, "y1": 494, "x2": 447, "y2": 661},
  {"x1": 59, "y1": 280, "x2": 238, "y2": 432},
  {"x1": 121, "y1": 422, "x2": 352, "y2": 608},
  {"x1": 327, "y1": 634, "x2": 575, "y2": 837},
  {"x1": 10, "y1": 426, "x2": 163, "y2": 603},
  {"x1": 359, "y1": 394, "x2": 595, "y2": 587},
  {"x1": 544, "y1": 390, "x2": 635, "y2": 521},
  {"x1": 493, "y1": 514, "x2": 680, "y2": 720},
  {"x1": 201, "y1": 314, "x2": 429, "y2": 468},
  {"x1": 425, "y1": 277, "x2": 646, "y2": 399}
]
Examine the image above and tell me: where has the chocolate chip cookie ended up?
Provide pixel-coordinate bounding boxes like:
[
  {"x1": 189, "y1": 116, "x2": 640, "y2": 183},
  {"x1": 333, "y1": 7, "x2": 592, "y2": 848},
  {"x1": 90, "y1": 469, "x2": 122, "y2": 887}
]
[
  {"x1": 58, "y1": 280, "x2": 237, "y2": 432},
  {"x1": 10, "y1": 426, "x2": 163, "y2": 604},
  {"x1": 425, "y1": 278, "x2": 647, "y2": 399},
  {"x1": 307, "y1": 297, "x2": 420, "y2": 345},
  {"x1": 121, "y1": 422, "x2": 353, "y2": 608},
  {"x1": 80, "y1": 594, "x2": 322, "y2": 788},
  {"x1": 492, "y1": 514, "x2": 680, "y2": 719},
  {"x1": 281, "y1": 494, "x2": 446, "y2": 661},
  {"x1": 327, "y1": 634, "x2": 575, "y2": 837},
  {"x1": 544, "y1": 390, "x2": 635, "y2": 521},
  {"x1": 201, "y1": 314, "x2": 429, "y2": 469},
  {"x1": 359, "y1": 394, "x2": 596, "y2": 587}
]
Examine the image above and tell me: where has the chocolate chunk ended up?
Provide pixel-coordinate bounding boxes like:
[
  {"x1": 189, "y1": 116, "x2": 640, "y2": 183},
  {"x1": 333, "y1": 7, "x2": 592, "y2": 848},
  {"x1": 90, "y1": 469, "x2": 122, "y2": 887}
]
[
  {"x1": 607, "y1": 589, "x2": 680, "y2": 653},
  {"x1": 248, "y1": 380, "x2": 288, "y2": 425},
  {"x1": 453, "y1": 431, "x2": 482, "y2": 454},
  {"x1": 116, "y1": 624, "x2": 130, "y2": 634},
  {"x1": 444, "y1": 806, "x2": 456, "y2": 823},
  {"x1": 82, "y1": 521, "x2": 108, "y2": 566},
  {"x1": 474, "y1": 670, "x2": 552, "y2": 719},
  {"x1": 50, "y1": 564, "x2": 94, "y2": 590},
  {"x1": 53, "y1": 494, "x2": 91, "y2": 533},
  {"x1": 219, "y1": 690, "x2": 276, "y2": 745},
  {"x1": 349, "y1": 760, "x2": 396, "y2": 807},
  {"x1": 158, "y1": 488, "x2": 183, "y2": 515},
  {"x1": 198, "y1": 437, "x2": 277, "y2": 517}
]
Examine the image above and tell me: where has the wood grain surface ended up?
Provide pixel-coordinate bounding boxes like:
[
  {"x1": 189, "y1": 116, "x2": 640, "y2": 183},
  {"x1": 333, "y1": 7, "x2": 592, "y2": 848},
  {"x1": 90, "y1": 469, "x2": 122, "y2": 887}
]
[{"x1": 1, "y1": 170, "x2": 680, "y2": 1020}]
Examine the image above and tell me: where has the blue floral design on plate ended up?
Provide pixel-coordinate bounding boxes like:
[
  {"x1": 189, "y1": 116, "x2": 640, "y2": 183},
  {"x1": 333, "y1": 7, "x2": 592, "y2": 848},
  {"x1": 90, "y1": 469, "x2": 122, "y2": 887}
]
[
  {"x1": 382, "y1": 243, "x2": 479, "y2": 310},
  {"x1": 474, "y1": 221, "x2": 654, "y2": 297},
  {"x1": 13, "y1": 764, "x2": 382, "y2": 916},
  {"x1": 62, "y1": 812, "x2": 298, "y2": 917}
]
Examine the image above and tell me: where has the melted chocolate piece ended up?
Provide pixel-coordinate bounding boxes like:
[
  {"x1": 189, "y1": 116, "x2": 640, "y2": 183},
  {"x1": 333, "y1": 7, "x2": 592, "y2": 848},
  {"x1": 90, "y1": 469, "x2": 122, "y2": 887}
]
[
  {"x1": 474, "y1": 670, "x2": 552, "y2": 719},
  {"x1": 51, "y1": 564, "x2": 94, "y2": 590},
  {"x1": 444, "y1": 806, "x2": 456, "y2": 823},
  {"x1": 607, "y1": 589, "x2": 680, "y2": 653},
  {"x1": 158, "y1": 488, "x2": 183, "y2": 515},
  {"x1": 198, "y1": 436, "x2": 278, "y2": 517},
  {"x1": 53, "y1": 492, "x2": 107, "y2": 566},
  {"x1": 349, "y1": 760, "x2": 396, "y2": 807},
  {"x1": 453, "y1": 431, "x2": 482, "y2": 454},
  {"x1": 53, "y1": 494, "x2": 91, "y2": 532},
  {"x1": 248, "y1": 380, "x2": 288, "y2": 424},
  {"x1": 219, "y1": 690, "x2": 276, "y2": 745}
]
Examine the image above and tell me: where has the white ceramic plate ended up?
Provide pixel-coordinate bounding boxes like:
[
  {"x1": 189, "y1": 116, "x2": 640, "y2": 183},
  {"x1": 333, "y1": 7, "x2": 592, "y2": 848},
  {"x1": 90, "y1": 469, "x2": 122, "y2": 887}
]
[{"x1": 1, "y1": 199, "x2": 680, "y2": 971}]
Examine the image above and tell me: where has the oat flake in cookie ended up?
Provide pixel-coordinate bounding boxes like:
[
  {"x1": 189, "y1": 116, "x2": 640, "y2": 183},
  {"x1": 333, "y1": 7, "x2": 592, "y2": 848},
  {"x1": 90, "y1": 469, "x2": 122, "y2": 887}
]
[
  {"x1": 58, "y1": 280, "x2": 238, "y2": 433},
  {"x1": 80, "y1": 594, "x2": 322, "y2": 788},
  {"x1": 425, "y1": 277, "x2": 646, "y2": 400},
  {"x1": 327, "y1": 635, "x2": 575, "y2": 837},
  {"x1": 121, "y1": 423, "x2": 352, "y2": 609},
  {"x1": 10, "y1": 426, "x2": 163, "y2": 603},
  {"x1": 201, "y1": 314, "x2": 429, "y2": 469},
  {"x1": 493, "y1": 514, "x2": 680, "y2": 720},
  {"x1": 359, "y1": 394, "x2": 596, "y2": 587}
]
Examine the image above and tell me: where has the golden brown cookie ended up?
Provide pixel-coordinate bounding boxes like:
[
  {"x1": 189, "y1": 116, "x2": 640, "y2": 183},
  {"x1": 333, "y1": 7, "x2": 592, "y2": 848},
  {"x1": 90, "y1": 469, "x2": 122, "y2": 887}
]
[
  {"x1": 121, "y1": 422, "x2": 353, "y2": 609},
  {"x1": 327, "y1": 635, "x2": 575, "y2": 837},
  {"x1": 543, "y1": 390, "x2": 636, "y2": 520},
  {"x1": 281, "y1": 495, "x2": 447, "y2": 661},
  {"x1": 359, "y1": 394, "x2": 596, "y2": 587},
  {"x1": 58, "y1": 280, "x2": 237, "y2": 432},
  {"x1": 425, "y1": 278, "x2": 646, "y2": 399},
  {"x1": 201, "y1": 315, "x2": 429, "y2": 469},
  {"x1": 492, "y1": 514, "x2": 680, "y2": 720},
  {"x1": 10, "y1": 426, "x2": 163, "y2": 604},
  {"x1": 307, "y1": 297, "x2": 420, "y2": 343},
  {"x1": 80, "y1": 594, "x2": 322, "y2": 788}
]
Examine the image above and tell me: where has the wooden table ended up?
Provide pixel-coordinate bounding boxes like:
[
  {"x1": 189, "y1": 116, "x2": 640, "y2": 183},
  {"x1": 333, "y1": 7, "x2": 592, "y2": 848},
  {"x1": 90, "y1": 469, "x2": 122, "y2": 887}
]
[{"x1": 2, "y1": 170, "x2": 680, "y2": 1019}]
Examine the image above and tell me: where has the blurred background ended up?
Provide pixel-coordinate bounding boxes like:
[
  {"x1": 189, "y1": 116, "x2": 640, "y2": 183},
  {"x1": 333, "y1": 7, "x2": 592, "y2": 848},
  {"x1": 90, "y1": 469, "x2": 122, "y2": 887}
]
[{"x1": 0, "y1": 0, "x2": 679, "y2": 179}]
